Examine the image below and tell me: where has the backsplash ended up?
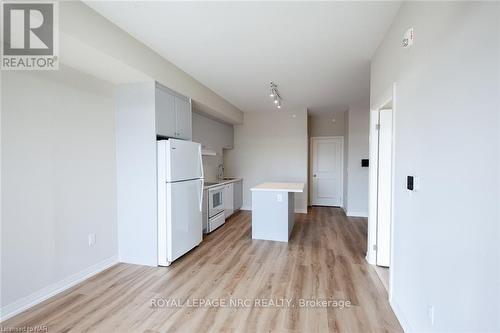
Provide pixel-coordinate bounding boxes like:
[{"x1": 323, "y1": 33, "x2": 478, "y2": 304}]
[
  {"x1": 192, "y1": 111, "x2": 234, "y2": 181},
  {"x1": 202, "y1": 154, "x2": 223, "y2": 181}
]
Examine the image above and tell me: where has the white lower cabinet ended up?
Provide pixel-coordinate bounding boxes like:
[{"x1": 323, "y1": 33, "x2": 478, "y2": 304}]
[
  {"x1": 224, "y1": 180, "x2": 243, "y2": 219},
  {"x1": 233, "y1": 180, "x2": 243, "y2": 211},
  {"x1": 224, "y1": 183, "x2": 234, "y2": 218}
]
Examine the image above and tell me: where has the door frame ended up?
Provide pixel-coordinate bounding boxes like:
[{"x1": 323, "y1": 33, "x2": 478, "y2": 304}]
[
  {"x1": 367, "y1": 83, "x2": 397, "y2": 300},
  {"x1": 375, "y1": 108, "x2": 393, "y2": 267},
  {"x1": 309, "y1": 136, "x2": 344, "y2": 207}
]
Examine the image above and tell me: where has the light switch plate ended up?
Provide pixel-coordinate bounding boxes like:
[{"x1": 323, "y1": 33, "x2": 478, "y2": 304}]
[{"x1": 277, "y1": 194, "x2": 283, "y2": 202}]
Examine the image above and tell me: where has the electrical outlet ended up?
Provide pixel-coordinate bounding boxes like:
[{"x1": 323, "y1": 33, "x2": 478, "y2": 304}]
[
  {"x1": 88, "y1": 233, "x2": 96, "y2": 247},
  {"x1": 428, "y1": 305, "x2": 435, "y2": 326}
]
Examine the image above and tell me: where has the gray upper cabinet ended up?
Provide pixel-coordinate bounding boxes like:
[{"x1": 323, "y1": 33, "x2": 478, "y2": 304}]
[
  {"x1": 155, "y1": 82, "x2": 192, "y2": 140},
  {"x1": 221, "y1": 123, "x2": 234, "y2": 149},
  {"x1": 174, "y1": 96, "x2": 192, "y2": 140},
  {"x1": 155, "y1": 84, "x2": 176, "y2": 137}
]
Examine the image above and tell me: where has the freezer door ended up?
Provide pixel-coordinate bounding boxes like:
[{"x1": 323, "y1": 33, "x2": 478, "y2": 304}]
[
  {"x1": 164, "y1": 179, "x2": 203, "y2": 263},
  {"x1": 161, "y1": 139, "x2": 203, "y2": 182}
]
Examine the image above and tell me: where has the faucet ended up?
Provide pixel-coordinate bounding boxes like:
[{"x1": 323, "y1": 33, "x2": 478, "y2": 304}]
[{"x1": 217, "y1": 164, "x2": 224, "y2": 181}]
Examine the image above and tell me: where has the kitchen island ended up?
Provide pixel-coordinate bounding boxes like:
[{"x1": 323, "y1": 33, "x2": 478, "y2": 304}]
[{"x1": 250, "y1": 182, "x2": 304, "y2": 242}]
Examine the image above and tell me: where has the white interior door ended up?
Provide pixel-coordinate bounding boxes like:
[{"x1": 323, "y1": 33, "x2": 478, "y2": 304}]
[
  {"x1": 376, "y1": 109, "x2": 393, "y2": 267},
  {"x1": 311, "y1": 137, "x2": 343, "y2": 206},
  {"x1": 167, "y1": 179, "x2": 203, "y2": 263}
]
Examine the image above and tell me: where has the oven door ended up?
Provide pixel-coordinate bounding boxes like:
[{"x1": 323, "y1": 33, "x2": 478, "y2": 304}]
[{"x1": 209, "y1": 187, "x2": 224, "y2": 218}]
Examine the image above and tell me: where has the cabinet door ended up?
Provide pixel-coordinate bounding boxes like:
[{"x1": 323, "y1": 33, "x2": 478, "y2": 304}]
[
  {"x1": 233, "y1": 180, "x2": 243, "y2": 210},
  {"x1": 175, "y1": 96, "x2": 192, "y2": 140},
  {"x1": 221, "y1": 123, "x2": 234, "y2": 149},
  {"x1": 155, "y1": 85, "x2": 176, "y2": 137},
  {"x1": 224, "y1": 183, "x2": 234, "y2": 218}
]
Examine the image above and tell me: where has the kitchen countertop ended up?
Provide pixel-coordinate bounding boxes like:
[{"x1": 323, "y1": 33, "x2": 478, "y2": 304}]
[
  {"x1": 250, "y1": 182, "x2": 304, "y2": 193},
  {"x1": 204, "y1": 178, "x2": 243, "y2": 190}
]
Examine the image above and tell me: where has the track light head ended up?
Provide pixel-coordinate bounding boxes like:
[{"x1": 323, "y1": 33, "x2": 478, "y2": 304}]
[{"x1": 269, "y1": 81, "x2": 283, "y2": 109}]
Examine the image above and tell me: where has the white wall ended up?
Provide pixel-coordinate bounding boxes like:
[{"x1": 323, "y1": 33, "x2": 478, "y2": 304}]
[
  {"x1": 346, "y1": 103, "x2": 370, "y2": 216},
  {"x1": 371, "y1": 2, "x2": 499, "y2": 332},
  {"x1": 224, "y1": 110, "x2": 308, "y2": 213},
  {"x1": 1, "y1": 66, "x2": 117, "y2": 318},
  {"x1": 60, "y1": 1, "x2": 243, "y2": 125},
  {"x1": 308, "y1": 112, "x2": 346, "y2": 137}
]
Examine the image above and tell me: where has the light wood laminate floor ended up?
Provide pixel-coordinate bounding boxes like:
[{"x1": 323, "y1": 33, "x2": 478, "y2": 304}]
[{"x1": 2, "y1": 207, "x2": 402, "y2": 332}]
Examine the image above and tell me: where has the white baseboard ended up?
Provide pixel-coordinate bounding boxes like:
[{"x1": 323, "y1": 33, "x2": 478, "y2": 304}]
[
  {"x1": 389, "y1": 297, "x2": 412, "y2": 333},
  {"x1": 240, "y1": 206, "x2": 307, "y2": 214},
  {"x1": 346, "y1": 211, "x2": 368, "y2": 217},
  {"x1": 0, "y1": 255, "x2": 118, "y2": 322}
]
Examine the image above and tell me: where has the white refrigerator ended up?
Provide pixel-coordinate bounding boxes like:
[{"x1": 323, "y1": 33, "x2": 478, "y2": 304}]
[{"x1": 157, "y1": 139, "x2": 204, "y2": 266}]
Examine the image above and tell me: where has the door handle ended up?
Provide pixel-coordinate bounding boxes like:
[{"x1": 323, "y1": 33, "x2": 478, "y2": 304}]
[
  {"x1": 199, "y1": 146, "x2": 204, "y2": 180},
  {"x1": 199, "y1": 179, "x2": 203, "y2": 212},
  {"x1": 313, "y1": 174, "x2": 317, "y2": 177}
]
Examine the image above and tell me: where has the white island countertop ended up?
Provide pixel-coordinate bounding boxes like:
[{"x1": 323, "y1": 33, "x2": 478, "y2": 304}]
[{"x1": 250, "y1": 182, "x2": 304, "y2": 193}]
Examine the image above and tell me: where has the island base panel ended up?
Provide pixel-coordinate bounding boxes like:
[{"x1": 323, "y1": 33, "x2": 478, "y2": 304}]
[{"x1": 251, "y1": 191, "x2": 295, "y2": 242}]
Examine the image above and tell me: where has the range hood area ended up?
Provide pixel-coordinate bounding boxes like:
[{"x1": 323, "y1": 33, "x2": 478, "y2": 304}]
[{"x1": 201, "y1": 148, "x2": 217, "y2": 156}]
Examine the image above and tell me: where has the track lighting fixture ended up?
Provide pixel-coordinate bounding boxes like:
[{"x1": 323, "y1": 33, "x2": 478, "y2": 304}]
[
  {"x1": 269, "y1": 82, "x2": 283, "y2": 110},
  {"x1": 270, "y1": 82, "x2": 276, "y2": 98}
]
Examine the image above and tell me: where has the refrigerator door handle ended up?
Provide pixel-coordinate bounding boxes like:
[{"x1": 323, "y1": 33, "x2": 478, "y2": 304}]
[
  {"x1": 198, "y1": 179, "x2": 204, "y2": 212},
  {"x1": 198, "y1": 146, "x2": 204, "y2": 180}
]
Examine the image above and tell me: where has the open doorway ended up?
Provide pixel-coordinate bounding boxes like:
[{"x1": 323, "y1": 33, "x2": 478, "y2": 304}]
[{"x1": 367, "y1": 84, "x2": 396, "y2": 295}]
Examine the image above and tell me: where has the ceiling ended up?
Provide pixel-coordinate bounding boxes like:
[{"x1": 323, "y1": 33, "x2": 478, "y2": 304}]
[{"x1": 86, "y1": 1, "x2": 400, "y2": 115}]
